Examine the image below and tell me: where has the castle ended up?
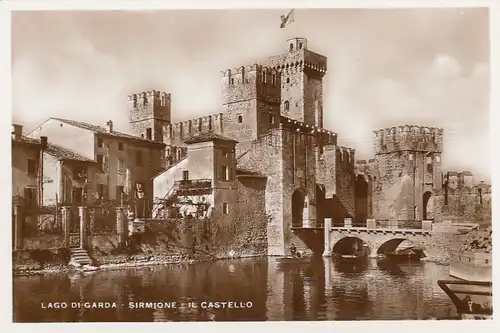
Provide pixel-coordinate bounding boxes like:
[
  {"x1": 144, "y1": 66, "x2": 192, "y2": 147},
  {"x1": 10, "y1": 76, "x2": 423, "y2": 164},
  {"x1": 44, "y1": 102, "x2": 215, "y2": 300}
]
[
  {"x1": 13, "y1": 37, "x2": 490, "y2": 257},
  {"x1": 128, "y1": 37, "x2": 491, "y2": 256}
]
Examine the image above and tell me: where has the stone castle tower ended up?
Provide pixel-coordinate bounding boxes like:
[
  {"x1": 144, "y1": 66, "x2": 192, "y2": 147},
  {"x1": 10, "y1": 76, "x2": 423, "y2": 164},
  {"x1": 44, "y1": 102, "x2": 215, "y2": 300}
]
[
  {"x1": 371, "y1": 126, "x2": 444, "y2": 222},
  {"x1": 128, "y1": 90, "x2": 171, "y2": 142},
  {"x1": 268, "y1": 37, "x2": 327, "y2": 127},
  {"x1": 220, "y1": 64, "x2": 281, "y2": 152}
]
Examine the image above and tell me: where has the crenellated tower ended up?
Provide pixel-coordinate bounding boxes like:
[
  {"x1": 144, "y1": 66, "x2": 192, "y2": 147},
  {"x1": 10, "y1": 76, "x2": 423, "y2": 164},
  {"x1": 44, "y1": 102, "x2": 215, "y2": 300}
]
[
  {"x1": 220, "y1": 64, "x2": 281, "y2": 149},
  {"x1": 372, "y1": 125, "x2": 444, "y2": 222},
  {"x1": 268, "y1": 37, "x2": 327, "y2": 127},
  {"x1": 128, "y1": 90, "x2": 171, "y2": 142}
]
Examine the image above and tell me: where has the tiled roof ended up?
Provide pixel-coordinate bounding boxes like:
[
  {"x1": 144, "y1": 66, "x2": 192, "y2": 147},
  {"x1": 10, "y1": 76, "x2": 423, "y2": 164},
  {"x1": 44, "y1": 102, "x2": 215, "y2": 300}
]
[
  {"x1": 11, "y1": 136, "x2": 41, "y2": 146},
  {"x1": 44, "y1": 143, "x2": 95, "y2": 162},
  {"x1": 184, "y1": 132, "x2": 238, "y2": 144},
  {"x1": 50, "y1": 117, "x2": 164, "y2": 146}
]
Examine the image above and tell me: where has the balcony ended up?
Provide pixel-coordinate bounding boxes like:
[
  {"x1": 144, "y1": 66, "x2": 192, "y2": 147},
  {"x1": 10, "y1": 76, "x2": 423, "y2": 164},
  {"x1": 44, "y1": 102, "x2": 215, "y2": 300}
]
[{"x1": 175, "y1": 179, "x2": 212, "y2": 196}]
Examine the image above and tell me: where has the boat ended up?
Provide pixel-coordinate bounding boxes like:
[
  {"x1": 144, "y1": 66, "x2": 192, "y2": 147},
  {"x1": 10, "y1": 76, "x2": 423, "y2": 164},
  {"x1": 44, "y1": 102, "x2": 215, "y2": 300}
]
[
  {"x1": 385, "y1": 246, "x2": 426, "y2": 262},
  {"x1": 437, "y1": 280, "x2": 492, "y2": 320},
  {"x1": 337, "y1": 245, "x2": 369, "y2": 261},
  {"x1": 437, "y1": 227, "x2": 492, "y2": 320},
  {"x1": 275, "y1": 256, "x2": 310, "y2": 265}
]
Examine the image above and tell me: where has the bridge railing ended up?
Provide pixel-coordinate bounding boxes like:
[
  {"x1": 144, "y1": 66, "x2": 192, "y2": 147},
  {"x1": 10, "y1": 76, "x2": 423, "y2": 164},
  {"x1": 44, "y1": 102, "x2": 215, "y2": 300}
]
[{"x1": 372, "y1": 219, "x2": 423, "y2": 230}]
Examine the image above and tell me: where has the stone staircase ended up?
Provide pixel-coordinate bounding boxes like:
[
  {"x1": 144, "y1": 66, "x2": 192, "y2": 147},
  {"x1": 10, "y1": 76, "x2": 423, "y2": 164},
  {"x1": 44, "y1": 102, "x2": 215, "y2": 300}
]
[{"x1": 69, "y1": 247, "x2": 93, "y2": 267}]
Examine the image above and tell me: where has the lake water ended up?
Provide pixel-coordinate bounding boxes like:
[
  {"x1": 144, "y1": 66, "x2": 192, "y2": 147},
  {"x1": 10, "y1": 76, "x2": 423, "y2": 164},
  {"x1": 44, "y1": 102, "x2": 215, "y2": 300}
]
[{"x1": 13, "y1": 257, "x2": 457, "y2": 322}]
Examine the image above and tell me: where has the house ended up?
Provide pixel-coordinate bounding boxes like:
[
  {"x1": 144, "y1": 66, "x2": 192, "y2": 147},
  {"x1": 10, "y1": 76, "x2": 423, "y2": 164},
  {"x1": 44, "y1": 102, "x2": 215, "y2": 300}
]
[{"x1": 28, "y1": 117, "x2": 166, "y2": 218}]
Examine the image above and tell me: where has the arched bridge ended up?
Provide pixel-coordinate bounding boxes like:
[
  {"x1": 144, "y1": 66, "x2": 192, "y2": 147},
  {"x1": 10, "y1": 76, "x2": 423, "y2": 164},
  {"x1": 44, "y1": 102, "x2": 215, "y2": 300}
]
[{"x1": 292, "y1": 218, "x2": 434, "y2": 258}]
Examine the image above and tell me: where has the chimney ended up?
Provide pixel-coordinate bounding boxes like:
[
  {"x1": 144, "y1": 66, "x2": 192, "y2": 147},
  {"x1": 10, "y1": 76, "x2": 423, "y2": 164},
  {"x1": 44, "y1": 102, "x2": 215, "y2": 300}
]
[
  {"x1": 11, "y1": 124, "x2": 22, "y2": 140},
  {"x1": 106, "y1": 120, "x2": 113, "y2": 133},
  {"x1": 40, "y1": 136, "x2": 48, "y2": 149}
]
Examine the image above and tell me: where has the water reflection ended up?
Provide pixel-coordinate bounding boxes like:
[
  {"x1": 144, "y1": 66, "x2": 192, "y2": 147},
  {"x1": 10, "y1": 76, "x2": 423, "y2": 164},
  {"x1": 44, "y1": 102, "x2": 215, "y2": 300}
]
[{"x1": 13, "y1": 257, "x2": 457, "y2": 322}]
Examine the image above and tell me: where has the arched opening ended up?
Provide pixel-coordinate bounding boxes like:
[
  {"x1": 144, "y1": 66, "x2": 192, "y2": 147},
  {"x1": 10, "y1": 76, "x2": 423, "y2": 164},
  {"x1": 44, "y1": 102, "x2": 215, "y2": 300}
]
[
  {"x1": 376, "y1": 239, "x2": 426, "y2": 259},
  {"x1": 299, "y1": 42, "x2": 303, "y2": 49},
  {"x1": 354, "y1": 174, "x2": 368, "y2": 225},
  {"x1": 376, "y1": 238, "x2": 406, "y2": 255},
  {"x1": 423, "y1": 191, "x2": 433, "y2": 220},
  {"x1": 291, "y1": 189, "x2": 306, "y2": 227},
  {"x1": 289, "y1": 43, "x2": 294, "y2": 52},
  {"x1": 332, "y1": 237, "x2": 368, "y2": 256}
]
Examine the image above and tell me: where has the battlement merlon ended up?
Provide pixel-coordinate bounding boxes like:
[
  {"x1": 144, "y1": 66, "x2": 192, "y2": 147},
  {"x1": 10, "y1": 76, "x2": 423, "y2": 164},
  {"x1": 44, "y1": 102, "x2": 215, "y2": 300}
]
[
  {"x1": 268, "y1": 47, "x2": 327, "y2": 76},
  {"x1": 279, "y1": 116, "x2": 337, "y2": 145},
  {"x1": 164, "y1": 112, "x2": 224, "y2": 145},
  {"x1": 128, "y1": 90, "x2": 171, "y2": 102},
  {"x1": 373, "y1": 125, "x2": 444, "y2": 154},
  {"x1": 221, "y1": 64, "x2": 281, "y2": 105}
]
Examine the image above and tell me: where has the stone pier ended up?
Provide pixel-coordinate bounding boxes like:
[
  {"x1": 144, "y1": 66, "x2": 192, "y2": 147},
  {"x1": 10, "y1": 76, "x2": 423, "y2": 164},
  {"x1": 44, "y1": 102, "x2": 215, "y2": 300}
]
[
  {"x1": 322, "y1": 218, "x2": 332, "y2": 257},
  {"x1": 78, "y1": 206, "x2": 88, "y2": 248},
  {"x1": 62, "y1": 206, "x2": 71, "y2": 248}
]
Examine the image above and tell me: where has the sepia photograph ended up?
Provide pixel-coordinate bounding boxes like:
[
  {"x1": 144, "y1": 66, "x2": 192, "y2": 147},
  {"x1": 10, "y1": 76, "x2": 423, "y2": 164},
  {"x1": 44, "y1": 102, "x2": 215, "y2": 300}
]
[{"x1": 6, "y1": 1, "x2": 494, "y2": 324}]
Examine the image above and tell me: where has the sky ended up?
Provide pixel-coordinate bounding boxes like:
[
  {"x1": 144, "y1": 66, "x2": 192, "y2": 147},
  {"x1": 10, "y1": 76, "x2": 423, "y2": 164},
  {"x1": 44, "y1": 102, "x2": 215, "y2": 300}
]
[{"x1": 11, "y1": 8, "x2": 490, "y2": 181}]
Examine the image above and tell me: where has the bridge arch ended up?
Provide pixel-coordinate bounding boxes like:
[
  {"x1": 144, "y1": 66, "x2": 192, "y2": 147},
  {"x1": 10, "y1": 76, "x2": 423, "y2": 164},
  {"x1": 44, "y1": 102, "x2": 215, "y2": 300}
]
[
  {"x1": 376, "y1": 238, "x2": 426, "y2": 256},
  {"x1": 332, "y1": 236, "x2": 370, "y2": 256},
  {"x1": 292, "y1": 188, "x2": 307, "y2": 228}
]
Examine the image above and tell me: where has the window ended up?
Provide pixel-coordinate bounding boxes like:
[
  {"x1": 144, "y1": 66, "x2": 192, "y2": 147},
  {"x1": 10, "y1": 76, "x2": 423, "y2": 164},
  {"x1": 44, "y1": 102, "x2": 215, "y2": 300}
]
[
  {"x1": 116, "y1": 186, "x2": 124, "y2": 199},
  {"x1": 286, "y1": 77, "x2": 290, "y2": 84},
  {"x1": 230, "y1": 78, "x2": 235, "y2": 85},
  {"x1": 146, "y1": 128, "x2": 152, "y2": 140},
  {"x1": 284, "y1": 100, "x2": 290, "y2": 111},
  {"x1": 426, "y1": 155, "x2": 433, "y2": 173},
  {"x1": 220, "y1": 165, "x2": 229, "y2": 181},
  {"x1": 182, "y1": 170, "x2": 189, "y2": 181},
  {"x1": 136, "y1": 151, "x2": 143, "y2": 166},
  {"x1": 72, "y1": 188, "x2": 83, "y2": 205},
  {"x1": 237, "y1": 115, "x2": 243, "y2": 123},
  {"x1": 269, "y1": 114, "x2": 275, "y2": 125},
  {"x1": 24, "y1": 187, "x2": 36, "y2": 205},
  {"x1": 117, "y1": 158, "x2": 125, "y2": 173},
  {"x1": 118, "y1": 142, "x2": 124, "y2": 151},
  {"x1": 97, "y1": 184, "x2": 108, "y2": 200},
  {"x1": 408, "y1": 153, "x2": 414, "y2": 161},
  {"x1": 289, "y1": 43, "x2": 294, "y2": 52},
  {"x1": 272, "y1": 74, "x2": 276, "y2": 85},
  {"x1": 299, "y1": 42, "x2": 303, "y2": 49},
  {"x1": 97, "y1": 154, "x2": 104, "y2": 171},
  {"x1": 97, "y1": 138, "x2": 103, "y2": 148},
  {"x1": 27, "y1": 158, "x2": 37, "y2": 176},
  {"x1": 222, "y1": 203, "x2": 229, "y2": 215}
]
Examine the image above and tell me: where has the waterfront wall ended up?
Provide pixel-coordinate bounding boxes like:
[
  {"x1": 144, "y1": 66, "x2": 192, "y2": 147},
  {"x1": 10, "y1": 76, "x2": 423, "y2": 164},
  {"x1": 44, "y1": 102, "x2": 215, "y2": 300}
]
[{"x1": 449, "y1": 250, "x2": 492, "y2": 282}]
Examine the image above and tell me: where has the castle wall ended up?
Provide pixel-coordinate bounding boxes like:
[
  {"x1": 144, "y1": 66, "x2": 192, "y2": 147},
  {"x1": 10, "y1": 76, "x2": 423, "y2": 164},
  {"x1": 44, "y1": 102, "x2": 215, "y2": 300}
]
[
  {"x1": 164, "y1": 113, "x2": 224, "y2": 147},
  {"x1": 335, "y1": 147, "x2": 356, "y2": 220},
  {"x1": 236, "y1": 130, "x2": 286, "y2": 255}
]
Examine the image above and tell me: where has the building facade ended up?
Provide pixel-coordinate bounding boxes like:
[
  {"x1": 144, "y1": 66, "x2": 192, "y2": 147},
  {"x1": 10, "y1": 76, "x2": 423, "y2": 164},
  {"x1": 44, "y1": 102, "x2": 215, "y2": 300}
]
[{"x1": 28, "y1": 118, "x2": 166, "y2": 218}]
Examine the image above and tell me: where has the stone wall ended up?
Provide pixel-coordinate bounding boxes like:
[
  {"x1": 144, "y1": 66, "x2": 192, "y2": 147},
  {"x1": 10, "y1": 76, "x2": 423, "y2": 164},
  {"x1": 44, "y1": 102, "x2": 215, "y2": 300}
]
[
  {"x1": 13, "y1": 247, "x2": 71, "y2": 271},
  {"x1": 23, "y1": 235, "x2": 65, "y2": 250}
]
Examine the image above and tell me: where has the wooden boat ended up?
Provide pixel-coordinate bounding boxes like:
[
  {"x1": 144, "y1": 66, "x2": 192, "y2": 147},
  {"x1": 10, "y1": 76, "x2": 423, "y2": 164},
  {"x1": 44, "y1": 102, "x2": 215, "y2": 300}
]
[
  {"x1": 385, "y1": 247, "x2": 425, "y2": 261},
  {"x1": 437, "y1": 280, "x2": 492, "y2": 320},
  {"x1": 275, "y1": 256, "x2": 310, "y2": 265},
  {"x1": 337, "y1": 246, "x2": 369, "y2": 261}
]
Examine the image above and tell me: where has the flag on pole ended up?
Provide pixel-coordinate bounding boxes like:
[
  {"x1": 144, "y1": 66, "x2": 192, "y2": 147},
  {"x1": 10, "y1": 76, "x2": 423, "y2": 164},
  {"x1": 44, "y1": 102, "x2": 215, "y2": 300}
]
[{"x1": 280, "y1": 9, "x2": 295, "y2": 29}]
